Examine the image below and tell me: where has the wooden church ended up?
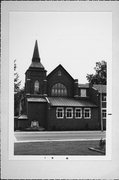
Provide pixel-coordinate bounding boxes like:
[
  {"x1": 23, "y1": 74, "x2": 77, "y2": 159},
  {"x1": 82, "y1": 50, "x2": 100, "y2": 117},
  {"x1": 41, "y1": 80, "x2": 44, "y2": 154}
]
[{"x1": 16, "y1": 40, "x2": 106, "y2": 131}]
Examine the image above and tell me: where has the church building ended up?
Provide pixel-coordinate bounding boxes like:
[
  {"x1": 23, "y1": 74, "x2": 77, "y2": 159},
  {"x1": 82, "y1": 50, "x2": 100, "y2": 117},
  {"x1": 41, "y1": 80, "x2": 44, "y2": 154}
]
[{"x1": 17, "y1": 40, "x2": 106, "y2": 131}]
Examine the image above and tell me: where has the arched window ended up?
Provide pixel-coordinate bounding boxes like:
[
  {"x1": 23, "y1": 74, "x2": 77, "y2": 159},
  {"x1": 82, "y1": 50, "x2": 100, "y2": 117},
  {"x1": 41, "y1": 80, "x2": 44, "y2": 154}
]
[
  {"x1": 51, "y1": 83, "x2": 67, "y2": 96},
  {"x1": 34, "y1": 80, "x2": 39, "y2": 94}
]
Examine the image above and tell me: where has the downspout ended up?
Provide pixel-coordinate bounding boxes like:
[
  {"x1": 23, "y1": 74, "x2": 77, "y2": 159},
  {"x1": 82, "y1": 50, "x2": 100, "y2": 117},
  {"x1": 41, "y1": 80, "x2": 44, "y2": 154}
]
[{"x1": 45, "y1": 97, "x2": 50, "y2": 130}]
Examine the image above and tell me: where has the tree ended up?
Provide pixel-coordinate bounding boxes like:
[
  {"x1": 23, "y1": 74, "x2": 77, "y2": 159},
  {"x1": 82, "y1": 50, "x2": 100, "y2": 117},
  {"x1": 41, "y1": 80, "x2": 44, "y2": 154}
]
[
  {"x1": 86, "y1": 61, "x2": 107, "y2": 85},
  {"x1": 14, "y1": 59, "x2": 21, "y2": 92},
  {"x1": 14, "y1": 60, "x2": 24, "y2": 116}
]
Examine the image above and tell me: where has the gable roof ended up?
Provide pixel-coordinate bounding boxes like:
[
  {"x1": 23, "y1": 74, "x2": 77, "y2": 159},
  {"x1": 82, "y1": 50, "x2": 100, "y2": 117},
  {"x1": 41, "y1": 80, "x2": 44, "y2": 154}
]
[
  {"x1": 48, "y1": 97, "x2": 97, "y2": 107},
  {"x1": 47, "y1": 64, "x2": 74, "y2": 81},
  {"x1": 93, "y1": 84, "x2": 106, "y2": 93}
]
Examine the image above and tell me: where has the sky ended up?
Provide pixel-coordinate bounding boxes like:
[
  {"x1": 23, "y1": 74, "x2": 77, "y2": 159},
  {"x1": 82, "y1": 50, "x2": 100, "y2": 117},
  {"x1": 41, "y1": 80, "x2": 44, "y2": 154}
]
[{"x1": 9, "y1": 12, "x2": 112, "y2": 88}]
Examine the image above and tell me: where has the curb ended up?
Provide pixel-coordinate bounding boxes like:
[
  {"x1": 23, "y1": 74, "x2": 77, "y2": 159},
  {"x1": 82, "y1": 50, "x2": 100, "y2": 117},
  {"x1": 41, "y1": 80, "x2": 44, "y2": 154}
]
[{"x1": 88, "y1": 147, "x2": 105, "y2": 154}]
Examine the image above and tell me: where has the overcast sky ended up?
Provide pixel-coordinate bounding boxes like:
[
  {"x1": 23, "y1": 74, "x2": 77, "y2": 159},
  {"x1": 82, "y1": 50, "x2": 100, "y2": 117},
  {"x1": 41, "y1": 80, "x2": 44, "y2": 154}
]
[{"x1": 10, "y1": 12, "x2": 112, "y2": 88}]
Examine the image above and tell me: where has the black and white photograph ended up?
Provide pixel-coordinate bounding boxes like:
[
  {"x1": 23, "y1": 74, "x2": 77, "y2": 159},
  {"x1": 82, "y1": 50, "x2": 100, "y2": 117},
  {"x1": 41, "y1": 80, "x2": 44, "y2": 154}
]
[
  {"x1": 2, "y1": 1, "x2": 119, "y2": 179},
  {"x1": 12, "y1": 11, "x2": 110, "y2": 157}
]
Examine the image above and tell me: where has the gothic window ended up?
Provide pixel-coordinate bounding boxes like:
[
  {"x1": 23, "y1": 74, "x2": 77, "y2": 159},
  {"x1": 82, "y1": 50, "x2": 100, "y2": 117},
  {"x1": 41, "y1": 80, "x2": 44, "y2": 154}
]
[
  {"x1": 51, "y1": 83, "x2": 67, "y2": 96},
  {"x1": 34, "y1": 80, "x2": 39, "y2": 94}
]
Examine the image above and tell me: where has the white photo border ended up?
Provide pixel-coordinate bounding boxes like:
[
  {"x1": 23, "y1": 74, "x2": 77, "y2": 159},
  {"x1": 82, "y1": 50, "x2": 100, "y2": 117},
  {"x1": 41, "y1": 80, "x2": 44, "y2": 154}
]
[{"x1": 2, "y1": 1, "x2": 117, "y2": 179}]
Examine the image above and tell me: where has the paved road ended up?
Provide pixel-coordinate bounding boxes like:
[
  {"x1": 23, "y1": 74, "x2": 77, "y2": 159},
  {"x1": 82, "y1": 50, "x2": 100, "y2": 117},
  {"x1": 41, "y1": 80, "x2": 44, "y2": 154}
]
[{"x1": 14, "y1": 131, "x2": 106, "y2": 142}]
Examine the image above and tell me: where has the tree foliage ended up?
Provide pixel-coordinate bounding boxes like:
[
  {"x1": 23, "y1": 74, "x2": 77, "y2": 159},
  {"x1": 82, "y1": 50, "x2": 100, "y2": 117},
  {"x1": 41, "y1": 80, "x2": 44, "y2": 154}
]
[
  {"x1": 14, "y1": 60, "x2": 25, "y2": 116},
  {"x1": 86, "y1": 61, "x2": 107, "y2": 85},
  {"x1": 14, "y1": 59, "x2": 21, "y2": 92}
]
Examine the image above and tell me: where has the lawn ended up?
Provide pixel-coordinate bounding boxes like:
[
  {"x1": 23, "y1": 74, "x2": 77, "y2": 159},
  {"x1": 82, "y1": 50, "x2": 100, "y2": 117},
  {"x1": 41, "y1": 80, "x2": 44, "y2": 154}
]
[{"x1": 14, "y1": 140, "x2": 105, "y2": 155}]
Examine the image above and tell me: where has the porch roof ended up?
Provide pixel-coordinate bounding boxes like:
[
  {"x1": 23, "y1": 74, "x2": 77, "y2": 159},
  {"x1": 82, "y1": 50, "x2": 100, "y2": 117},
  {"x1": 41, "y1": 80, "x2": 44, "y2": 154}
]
[
  {"x1": 27, "y1": 97, "x2": 47, "y2": 103},
  {"x1": 48, "y1": 97, "x2": 97, "y2": 107}
]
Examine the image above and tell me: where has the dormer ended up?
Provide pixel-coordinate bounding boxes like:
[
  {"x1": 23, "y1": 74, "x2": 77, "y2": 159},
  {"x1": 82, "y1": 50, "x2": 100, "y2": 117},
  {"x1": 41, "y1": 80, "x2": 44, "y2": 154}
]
[{"x1": 78, "y1": 83, "x2": 89, "y2": 98}]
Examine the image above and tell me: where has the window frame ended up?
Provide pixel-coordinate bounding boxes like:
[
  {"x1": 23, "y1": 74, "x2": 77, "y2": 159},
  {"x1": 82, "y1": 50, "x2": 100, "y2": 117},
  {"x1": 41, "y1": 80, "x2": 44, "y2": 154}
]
[
  {"x1": 65, "y1": 108, "x2": 73, "y2": 119},
  {"x1": 102, "y1": 108, "x2": 106, "y2": 119},
  {"x1": 84, "y1": 108, "x2": 91, "y2": 119},
  {"x1": 102, "y1": 94, "x2": 106, "y2": 102},
  {"x1": 56, "y1": 107, "x2": 64, "y2": 119},
  {"x1": 80, "y1": 89, "x2": 87, "y2": 97},
  {"x1": 75, "y1": 108, "x2": 82, "y2": 119}
]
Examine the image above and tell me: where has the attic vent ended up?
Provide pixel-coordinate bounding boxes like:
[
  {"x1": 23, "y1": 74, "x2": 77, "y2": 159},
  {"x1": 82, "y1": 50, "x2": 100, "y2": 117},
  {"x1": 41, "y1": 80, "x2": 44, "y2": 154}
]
[{"x1": 58, "y1": 70, "x2": 62, "y2": 76}]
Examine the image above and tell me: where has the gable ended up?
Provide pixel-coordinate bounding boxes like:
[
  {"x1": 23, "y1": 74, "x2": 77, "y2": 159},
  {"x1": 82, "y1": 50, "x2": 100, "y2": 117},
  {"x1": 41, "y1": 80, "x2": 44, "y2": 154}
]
[
  {"x1": 47, "y1": 64, "x2": 74, "y2": 81},
  {"x1": 47, "y1": 64, "x2": 74, "y2": 97}
]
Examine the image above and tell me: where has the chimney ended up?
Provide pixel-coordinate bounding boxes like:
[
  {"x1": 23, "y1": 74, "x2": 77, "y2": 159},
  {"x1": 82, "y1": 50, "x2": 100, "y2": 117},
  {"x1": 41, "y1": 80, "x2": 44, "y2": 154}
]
[{"x1": 74, "y1": 79, "x2": 79, "y2": 98}]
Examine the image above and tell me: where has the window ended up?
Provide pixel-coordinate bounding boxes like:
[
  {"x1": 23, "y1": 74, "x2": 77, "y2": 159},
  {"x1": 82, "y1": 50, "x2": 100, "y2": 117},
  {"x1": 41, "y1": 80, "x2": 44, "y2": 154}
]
[
  {"x1": 51, "y1": 83, "x2": 67, "y2": 96},
  {"x1": 56, "y1": 107, "x2": 64, "y2": 119},
  {"x1": 102, "y1": 94, "x2": 106, "y2": 102},
  {"x1": 58, "y1": 70, "x2": 62, "y2": 76},
  {"x1": 66, "y1": 108, "x2": 73, "y2": 119},
  {"x1": 84, "y1": 108, "x2": 91, "y2": 119},
  {"x1": 75, "y1": 108, "x2": 82, "y2": 119},
  {"x1": 81, "y1": 89, "x2": 87, "y2": 97},
  {"x1": 102, "y1": 109, "x2": 106, "y2": 119},
  {"x1": 34, "y1": 80, "x2": 39, "y2": 94}
]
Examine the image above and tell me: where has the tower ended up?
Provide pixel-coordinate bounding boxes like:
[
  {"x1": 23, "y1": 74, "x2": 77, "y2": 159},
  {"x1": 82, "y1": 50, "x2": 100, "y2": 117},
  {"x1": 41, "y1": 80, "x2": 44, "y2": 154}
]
[{"x1": 25, "y1": 40, "x2": 47, "y2": 96}]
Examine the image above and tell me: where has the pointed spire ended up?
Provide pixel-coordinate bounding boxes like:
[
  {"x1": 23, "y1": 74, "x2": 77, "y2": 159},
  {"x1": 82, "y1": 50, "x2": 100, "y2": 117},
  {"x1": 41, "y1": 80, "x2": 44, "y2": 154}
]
[
  {"x1": 30, "y1": 40, "x2": 45, "y2": 69},
  {"x1": 32, "y1": 40, "x2": 40, "y2": 62}
]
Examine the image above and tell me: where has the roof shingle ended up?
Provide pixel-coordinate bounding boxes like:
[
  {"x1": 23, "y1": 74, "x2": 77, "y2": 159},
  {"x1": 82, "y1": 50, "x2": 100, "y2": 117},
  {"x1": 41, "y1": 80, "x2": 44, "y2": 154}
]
[{"x1": 48, "y1": 97, "x2": 97, "y2": 107}]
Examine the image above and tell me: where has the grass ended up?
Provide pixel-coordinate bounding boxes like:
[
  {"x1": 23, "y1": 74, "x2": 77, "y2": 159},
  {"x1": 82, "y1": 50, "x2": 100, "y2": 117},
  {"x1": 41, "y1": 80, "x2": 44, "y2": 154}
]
[{"x1": 14, "y1": 140, "x2": 105, "y2": 155}]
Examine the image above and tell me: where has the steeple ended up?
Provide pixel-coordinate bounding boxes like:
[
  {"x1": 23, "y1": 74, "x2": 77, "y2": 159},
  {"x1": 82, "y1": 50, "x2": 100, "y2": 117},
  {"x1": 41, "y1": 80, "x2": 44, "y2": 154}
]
[
  {"x1": 32, "y1": 40, "x2": 40, "y2": 62},
  {"x1": 30, "y1": 40, "x2": 44, "y2": 69}
]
